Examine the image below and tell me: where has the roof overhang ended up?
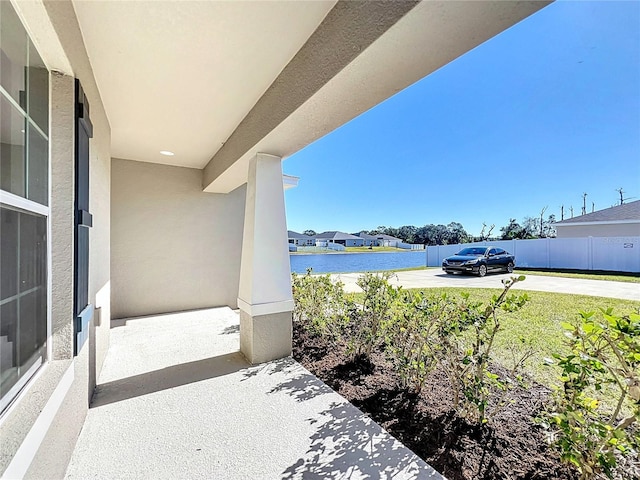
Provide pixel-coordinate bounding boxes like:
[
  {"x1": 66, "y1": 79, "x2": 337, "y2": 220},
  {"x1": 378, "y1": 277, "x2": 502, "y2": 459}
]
[
  {"x1": 283, "y1": 175, "x2": 299, "y2": 190},
  {"x1": 57, "y1": 0, "x2": 550, "y2": 193}
]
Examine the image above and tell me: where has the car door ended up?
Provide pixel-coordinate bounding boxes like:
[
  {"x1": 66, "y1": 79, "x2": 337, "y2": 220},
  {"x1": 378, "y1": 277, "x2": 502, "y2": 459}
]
[
  {"x1": 487, "y1": 248, "x2": 500, "y2": 270},
  {"x1": 494, "y1": 248, "x2": 508, "y2": 269}
]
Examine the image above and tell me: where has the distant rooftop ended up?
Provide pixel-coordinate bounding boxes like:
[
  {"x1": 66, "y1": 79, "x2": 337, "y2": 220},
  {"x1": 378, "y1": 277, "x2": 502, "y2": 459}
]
[
  {"x1": 354, "y1": 232, "x2": 378, "y2": 239},
  {"x1": 287, "y1": 230, "x2": 313, "y2": 239},
  {"x1": 315, "y1": 231, "x2": 361, "y2": 241},
  {"x1": 355, "y1": 231, "x2": 403, "y2": 241},
  {"x1": 555, "y1": 200, "x2": 640, "y2": 224}
]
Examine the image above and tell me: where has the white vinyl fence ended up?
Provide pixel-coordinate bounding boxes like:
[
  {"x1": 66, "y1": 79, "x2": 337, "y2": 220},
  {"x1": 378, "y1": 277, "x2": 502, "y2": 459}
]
[{"x1": 426, "y1": 237, "x2": 640, "y2": 273}]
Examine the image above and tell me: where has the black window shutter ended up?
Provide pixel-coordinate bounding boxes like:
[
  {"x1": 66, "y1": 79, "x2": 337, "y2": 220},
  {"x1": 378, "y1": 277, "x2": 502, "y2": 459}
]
[{"x1": 74, "y1": 80, "x2": 93, "y2": 355}]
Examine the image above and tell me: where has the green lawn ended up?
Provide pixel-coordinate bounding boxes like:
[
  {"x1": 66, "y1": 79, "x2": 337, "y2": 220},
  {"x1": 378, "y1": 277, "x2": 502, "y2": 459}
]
[
  {"x1": 515, "y1": 269, "x2": 640, "y2": 284},
  {"x1": 344, "y1": 246, "x2": 411, "y2": 253}
]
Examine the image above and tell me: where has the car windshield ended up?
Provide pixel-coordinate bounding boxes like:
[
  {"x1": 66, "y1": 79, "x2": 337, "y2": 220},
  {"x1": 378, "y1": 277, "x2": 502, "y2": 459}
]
[{"x1": 456, "y1": 247, "x2": 487, "y2": 256}]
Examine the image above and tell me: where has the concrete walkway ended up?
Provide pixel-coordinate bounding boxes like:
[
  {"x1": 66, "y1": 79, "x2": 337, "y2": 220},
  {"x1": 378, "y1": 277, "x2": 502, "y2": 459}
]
[
  {"x1": 333, "y1": 269, "x2": 639, "y2": 301},
  {"x1": 66, "y1": 308, "x2": 443, "y2": 480}
]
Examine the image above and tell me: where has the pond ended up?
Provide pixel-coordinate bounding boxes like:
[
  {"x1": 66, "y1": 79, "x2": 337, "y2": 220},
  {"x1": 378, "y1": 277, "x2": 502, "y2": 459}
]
[{"x1": 290, "y1": 250, "x2": 427, "y2": 274}]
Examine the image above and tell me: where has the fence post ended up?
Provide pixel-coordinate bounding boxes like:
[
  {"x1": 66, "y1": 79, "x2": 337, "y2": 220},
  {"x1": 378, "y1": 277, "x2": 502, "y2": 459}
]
[{"x1": 546, "y1": 237, "x2": 551, "y2": 269}]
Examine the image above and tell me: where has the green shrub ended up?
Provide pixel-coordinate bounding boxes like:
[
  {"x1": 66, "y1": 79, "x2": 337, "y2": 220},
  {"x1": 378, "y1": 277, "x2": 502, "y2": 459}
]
[
  {"x1": 544, "y1": 309, "x2": 640, "y2": 480},
  {"x1": 385, "y1": 276, "x2": 530, "y2": 423},
  {"x1": 291, "y1": 268, "x2": 351, "y2": 342},
  {"x1": 386, "y1": 290, "x2": 450, "y2": 393},
  {"x1": 435, "y1": 276, "x2": 529, "y2": 424},
  {"x1": 348, "y1": 272, "x2": 401, "y2": 360}
]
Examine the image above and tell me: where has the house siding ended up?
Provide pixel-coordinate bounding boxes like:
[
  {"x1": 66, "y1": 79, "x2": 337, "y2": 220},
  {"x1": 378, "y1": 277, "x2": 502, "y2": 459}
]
[
  {"x1": 110, "y1": 159, "x2": 246, "y2": 319},
  {"x1": 556, "y1": 223, "x2": 640, "y2": 238}
]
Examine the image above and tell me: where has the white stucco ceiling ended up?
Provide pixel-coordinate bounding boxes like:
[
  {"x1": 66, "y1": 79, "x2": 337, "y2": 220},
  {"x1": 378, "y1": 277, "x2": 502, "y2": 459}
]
[{"x1": 72, "y1": 0, "x2": 336, "y2": 169}]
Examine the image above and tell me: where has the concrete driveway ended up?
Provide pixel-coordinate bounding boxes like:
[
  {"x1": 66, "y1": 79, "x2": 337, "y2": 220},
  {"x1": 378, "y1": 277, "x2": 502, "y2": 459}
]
[{"x1": 332, "y1": 269, "x2": 639, "y2": 301}]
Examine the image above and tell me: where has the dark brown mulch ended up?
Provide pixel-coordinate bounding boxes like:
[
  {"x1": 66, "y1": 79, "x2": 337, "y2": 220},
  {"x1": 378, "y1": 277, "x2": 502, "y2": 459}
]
[{"x1": 293, "y1": 323, "x2": 578, "y2": 480}]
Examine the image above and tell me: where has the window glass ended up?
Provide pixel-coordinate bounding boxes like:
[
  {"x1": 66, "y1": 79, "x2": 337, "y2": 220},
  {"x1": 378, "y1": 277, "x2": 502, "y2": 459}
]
[
  {"x1": 0, "y1": 1, "x2": 49, "y2": 413},
  {"x1": 27, "y1": 123, "x2": 48, "y2": 205},
  {"x1": 0, "y1": 1, "x2": 28, "y2": 106},
  {"x1": 0, "y1": 94, "x2": 26, "y2": 197},
  {"x1": 0, "y1": 207, "x2": 47, "y2": 401},
  {"x1": 27, "y1": 41, "x2": 48, "y2": 134}
]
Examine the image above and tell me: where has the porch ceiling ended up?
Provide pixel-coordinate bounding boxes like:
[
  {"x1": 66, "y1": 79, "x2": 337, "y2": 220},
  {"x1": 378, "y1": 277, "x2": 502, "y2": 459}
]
[
  {"x1": 71, "y1": 0, "x2": 337, "y2": 169},
  {"x1": 71, "y1": 0, "x2": 550, "y2": 192}
]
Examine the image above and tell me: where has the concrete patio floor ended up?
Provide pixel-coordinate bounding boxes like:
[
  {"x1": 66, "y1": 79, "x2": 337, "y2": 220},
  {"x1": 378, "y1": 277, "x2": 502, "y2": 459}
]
[
  {"x1": 65, "y1": 308, "x2": 443, "y2": 480},
  {"x1": 333, "y1": 269, "x2": 639, "y2": 301}
]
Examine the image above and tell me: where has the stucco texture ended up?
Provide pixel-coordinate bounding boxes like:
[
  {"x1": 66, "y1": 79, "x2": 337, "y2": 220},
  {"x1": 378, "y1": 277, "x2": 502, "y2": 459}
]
[
  {"x1": 556, "y1": 223, "x2": 640, "y2": 238},
  {"x1": 110, "y1": 159, "x2": 245, "y2": 319}
]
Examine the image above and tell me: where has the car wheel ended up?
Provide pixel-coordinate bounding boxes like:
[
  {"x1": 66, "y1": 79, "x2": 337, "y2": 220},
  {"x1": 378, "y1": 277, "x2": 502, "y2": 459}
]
[
  {"x1": 478, "y1": 264, "x2": 487, "y2": 277},
  {"x1": 506, "y1": 262, "x2": 514, "y2": 273}
]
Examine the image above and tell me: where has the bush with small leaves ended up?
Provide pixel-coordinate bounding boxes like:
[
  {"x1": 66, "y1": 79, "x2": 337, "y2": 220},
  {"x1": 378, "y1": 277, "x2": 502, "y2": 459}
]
[
  {"x1": 436, "y1": 276, "x2": 530, "y2": 424},
  {"x1": 386, "y1": 291, "x2": 450, "y2": 393},
  {"x1": 291, "y1": 268, "x2": 352, "y2": 343},
  {"x1": 348, "y1": 272, "x2": 401, "y2": 360},
  {"x1": 544, "y1": 309, "x2": 640, "y2": 480}
]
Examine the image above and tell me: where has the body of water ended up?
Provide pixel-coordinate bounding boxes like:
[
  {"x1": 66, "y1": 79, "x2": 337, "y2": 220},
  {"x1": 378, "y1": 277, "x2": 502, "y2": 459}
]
[{"x1": 290, "y1": 251, "x2": 427, "y2": 274}]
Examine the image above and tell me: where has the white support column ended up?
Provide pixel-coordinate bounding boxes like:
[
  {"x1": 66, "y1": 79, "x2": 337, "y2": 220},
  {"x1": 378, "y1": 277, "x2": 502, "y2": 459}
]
[{"x1": 238, "y1": 153, "x2": 293, "y2": 364}]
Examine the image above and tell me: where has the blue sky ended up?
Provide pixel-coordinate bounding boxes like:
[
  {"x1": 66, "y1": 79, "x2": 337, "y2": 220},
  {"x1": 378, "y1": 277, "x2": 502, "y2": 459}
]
[{"x1": 283, "y1": 1, "x2": 640, "y2": 237}]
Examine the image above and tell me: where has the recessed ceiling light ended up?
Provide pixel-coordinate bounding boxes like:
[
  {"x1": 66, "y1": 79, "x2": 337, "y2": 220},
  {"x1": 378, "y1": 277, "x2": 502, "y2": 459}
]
[{"x1": 160, "y1": 150, "x2": 175, "y2": 156}]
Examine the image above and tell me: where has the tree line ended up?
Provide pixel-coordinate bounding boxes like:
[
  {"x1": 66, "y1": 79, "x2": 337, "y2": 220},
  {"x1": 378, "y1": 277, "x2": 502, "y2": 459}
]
[{"x1": 303, "y1": 213, "x2": 558, "y2": 246}]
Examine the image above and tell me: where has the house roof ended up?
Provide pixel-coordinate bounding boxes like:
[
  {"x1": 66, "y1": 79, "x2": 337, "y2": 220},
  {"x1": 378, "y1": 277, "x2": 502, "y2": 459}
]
[
  {"x1": 555, "y1": 200, "x2": 640, "y2": 225},
  {"x1": 375, "y1": 234, "x2": 403, "y2": 242},
  {"x1": 287, "y1": 231, "x2": 313, "y2": 240},
  {"x1": 315, "y1": 231, "x2": 362, "y2": 241},
  {"x1": 354, "y1": 232, "x2": 378, "y2": 240}
]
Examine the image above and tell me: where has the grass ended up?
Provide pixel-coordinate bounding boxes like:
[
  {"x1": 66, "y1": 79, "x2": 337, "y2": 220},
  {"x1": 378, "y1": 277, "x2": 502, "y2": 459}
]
[
  {"x1": 515, "y1": 269, "x2": 640, "y2": 284},
  {"x1": 344, "y1": 246, "x2": 413, "y2": 253}
]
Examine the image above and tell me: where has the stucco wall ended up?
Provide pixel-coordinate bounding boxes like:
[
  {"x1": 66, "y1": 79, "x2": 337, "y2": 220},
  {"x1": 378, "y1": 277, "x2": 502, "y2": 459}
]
[
  {"x1": 111, "y1": 159, "x2": 245, "y2": 319},
  {"x1": 556, "y1": 223, "x2": 640, "y2": 238},
  {"x1": 0, "y1": 2, "x2": 112, "y2": 477}
]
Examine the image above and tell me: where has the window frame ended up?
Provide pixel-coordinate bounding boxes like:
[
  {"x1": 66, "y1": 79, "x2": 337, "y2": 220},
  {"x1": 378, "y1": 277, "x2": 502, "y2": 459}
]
[{"x1": 0, "y1": 3, "x2": 51, "y2": 415}]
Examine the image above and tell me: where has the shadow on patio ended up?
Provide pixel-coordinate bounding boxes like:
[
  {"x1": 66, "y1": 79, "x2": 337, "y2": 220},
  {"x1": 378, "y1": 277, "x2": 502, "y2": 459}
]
[{"x1": 65, "y1": 307, "x2": 443, "y2": 479}]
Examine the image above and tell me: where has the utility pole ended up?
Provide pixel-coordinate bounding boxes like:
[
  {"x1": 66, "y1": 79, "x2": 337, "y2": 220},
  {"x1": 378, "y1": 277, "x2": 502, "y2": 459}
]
[
  {"x1": 614, "y1": 188, "x2": 636, "y2": 205},
  {"x1": 592, "y1": 202, "x2": 595, "y2": 213},
  {"x1": 560, "y1": 205, "x2": 564, "y2": 220},
  {"x1": 570, "y1": 206, "x2": 574, "y2": 218},
  {"x1": 582, "y1": 193, "x2": 587, "y2": 216}
]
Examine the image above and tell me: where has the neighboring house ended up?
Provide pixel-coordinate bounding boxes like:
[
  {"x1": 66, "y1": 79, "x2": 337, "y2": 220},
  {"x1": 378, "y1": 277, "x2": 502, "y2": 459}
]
[
  {"x1": 375, "y1": 233, "x2": 405, "y2": 247},
  {"x1": 288, "y1": 230, "x2": 315, "y2": 246},
  {"x1": 355, "y1": 232, "x2": 406, "y2": 247},
  {"x1": 0, "y1": 1, "x2": 548, "y2": 478},
  {"x1": 554, "y1": 200, "x2": 640, "y2": 238},
  {"x1": 354, "y1": 231, "x2": 379, "y2": 246},
  {"x1": 314, "y1": 231, "x2": 365, "y2": 247}
]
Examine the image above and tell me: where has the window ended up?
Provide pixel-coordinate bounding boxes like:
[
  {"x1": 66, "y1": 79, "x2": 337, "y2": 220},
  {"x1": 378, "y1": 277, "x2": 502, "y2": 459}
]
[{"x1": 0, "y1": 1, "x2": 49, "y2": 413}]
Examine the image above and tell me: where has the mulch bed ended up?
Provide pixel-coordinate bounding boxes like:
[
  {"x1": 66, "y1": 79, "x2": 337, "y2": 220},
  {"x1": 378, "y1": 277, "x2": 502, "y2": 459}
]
[{"x1": 293, "y1": 322, "x2": 579, "y2": 480}]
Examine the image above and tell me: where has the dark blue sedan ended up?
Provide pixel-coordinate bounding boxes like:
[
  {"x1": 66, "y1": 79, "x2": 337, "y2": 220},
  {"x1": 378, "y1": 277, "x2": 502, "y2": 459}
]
[{"x1": 442, "y1": 246, "x2": 515, "y2": 277}]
